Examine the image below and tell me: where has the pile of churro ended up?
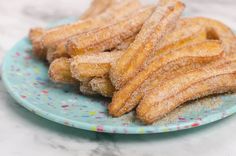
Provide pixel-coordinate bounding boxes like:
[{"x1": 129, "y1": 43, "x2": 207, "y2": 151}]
[{"x1": 29, "y1": 0, "x2": 236, "y2": 124}]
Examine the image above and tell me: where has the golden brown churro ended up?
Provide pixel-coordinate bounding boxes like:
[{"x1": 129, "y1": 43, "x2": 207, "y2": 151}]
[
  {"x1": 46, "y1": 41, "x2": 71, "y2": 63},
  {"x1": 66, "y1": 5, "x2": 155, "y2": 57},
  {"x1": 32, "y1": 0, "x2": 114, "y2": 46},
  {"x1": 137, "y1": 55, "x2": 236, "y2": 124},
  {"x1": 108, "y1": 41, "x2": 224, "y2": 117},
  {"x1": 182, "y1": 17, "x2": 235, "y2": 53},
  {"x1": 110, "y1": 0, "x2": 185, "y2": 90},
  {"x1": 145, "y1": 18, "x2": 207, "y2": 64},
  {"x1": 70, "y1": 51, "x2": 123, "y2": 81},
  {"x1": 30, "y1": 0, "x2": 141, "y2": 59},
  {"x1": 48, "y1": 58, "x2": 77, "y2": 84},
  {"x1": 46, "y1": 34, "x2": 135, "y2": 63}
]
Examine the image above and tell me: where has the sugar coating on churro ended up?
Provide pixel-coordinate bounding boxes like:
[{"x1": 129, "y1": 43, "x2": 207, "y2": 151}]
[
  {"x1": 72, "y1": 51, "x2": 123, "y2": 63},
  {"x1": 31, "y1": 0, "x2": 141, "y2": 59},
  {"x1": 70, "y1": 51, "x2": 123, "y2": 82},
  {"x1": 48, "y1": 57, "x2": 78, "y2": 84},
  {"x1": 110, "y1": 0, "x2": 185, "y2": 89},
  {"x1": 137, "y1": 56, "x2": 236, "y2": 124},
  {"x1": 181, "y1": 17, "x2": 235, "y2": 53},
  {"x1": 66, "y1": 5, "x2": 155, "y2": 56},
  {"x1": 109, "y1": 41, "x2": 224, "y2": 117},
  {"x1": 89, "y1": 77, "x2": 115, "y2": 97}
]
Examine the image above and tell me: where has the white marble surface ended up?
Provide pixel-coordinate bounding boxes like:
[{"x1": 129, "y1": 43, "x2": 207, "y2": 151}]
[{"x1": 0, "y1": 0, "x2": 236, "y2": 156}]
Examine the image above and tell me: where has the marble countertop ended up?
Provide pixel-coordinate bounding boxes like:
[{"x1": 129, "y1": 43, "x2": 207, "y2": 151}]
[{"x1": 0, "y1": 0, "x2": 236, "y2": 155}]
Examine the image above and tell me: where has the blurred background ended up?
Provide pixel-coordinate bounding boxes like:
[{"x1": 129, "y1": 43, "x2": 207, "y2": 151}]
[{"x1": 0, "y1": 0, "x2": 235, "y2": 61}]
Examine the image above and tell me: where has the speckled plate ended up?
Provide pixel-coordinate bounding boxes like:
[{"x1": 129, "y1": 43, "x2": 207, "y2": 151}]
[{"x1": 2, "y1": 20, "x2": 236, "y2": 134}]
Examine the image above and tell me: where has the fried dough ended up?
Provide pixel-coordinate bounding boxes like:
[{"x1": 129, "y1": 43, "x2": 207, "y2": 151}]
[
  {"x1": 109, "y1": 41, "x2": 224, "y2": 117},
  {"x1": 66, "y1": 5, "x2": 155, "y2": 57},
  {"x1": 110, "y1": 0, "x2": 185, "y2": 89},
  {"x1": 137, "y1": 55, "x2": 236, "y2": 124},
  {"x1": 30, "y1": 0, "x2": 141, "y2": 59},
  {"x1": 48, "y1": 57, "x2": 77, "y2": 84},
  {"x1": 46, "y1": 34, "x2": 135, "y2": 63},
  {"x1": 70, "y1": 51, "x2": 123, "y2": 81},
  {"x1": 182, "y1": 17, "x2": 235, "y2": 53}
]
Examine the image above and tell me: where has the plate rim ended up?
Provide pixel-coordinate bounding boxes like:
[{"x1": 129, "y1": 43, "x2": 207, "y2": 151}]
[{"x1": 2, "y1": 37, "x2": 236, "y2": 134}]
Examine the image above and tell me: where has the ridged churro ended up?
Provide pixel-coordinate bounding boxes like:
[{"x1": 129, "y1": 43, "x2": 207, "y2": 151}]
[
  {"x1": 137, "y1": 55, "x2": 236, "y2": 124},
  {"x1": 70, "y1": 51, "x2": 123, "y2": 81},
  {"x1": 46, "y1": 34, "x2": 135, "y2": 63},
  {"x1": 109, "y1": 41, "x2": 224, "y2": 117},
  {"x1": 145, "y1": 18, "x2": 207, "y2": 64},
  {"x1": 48, "y1": 57, "x2": 77, "y2": 84},
  {"x1": 110, "y1": 0, "x2": 185, "y2": 89},
  {"x1": 182, "y1": 17, "x2": 235, "y2": 53},
  {"x1": 30, "y1": 0, "x2": 141, "y2": 59},
  {"x1": 30, "y1": 0, "x2": 116, "y2": 45},
  {"x1": 66, "y1": 5, "x2": 155, "y2": 57}
]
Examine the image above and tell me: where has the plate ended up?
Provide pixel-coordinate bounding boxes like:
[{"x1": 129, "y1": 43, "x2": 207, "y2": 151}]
[{"x1": 2, "y1": 20, "x2": 236, "y2": 134}]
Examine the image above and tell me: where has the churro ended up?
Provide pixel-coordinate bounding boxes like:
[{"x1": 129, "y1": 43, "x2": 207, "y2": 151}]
[
  {"x1": 137, "y1": 55, "x2": 236, "y2": 124},
  {"x1": 182, "y1": 17, "x2": 235, "y2": 53},
  {"x1": 66, "y1": 5, "x2": 155, "y2": 57},
  {"x1": 70, "y1": 51, "x2": 123, "y2": 81},
  {"x1": 90, "y1": 77, "x2": 115, "y2": 97},
  {"x1": 48, "y1": 51, "x2": 123, "y2": 85},
  {"x1": 30, "y1": 0, "x2": 141, "y2": 59},
  {"x1": 146, "y1": 18, "x2": 207, "y2": 64},
  {"x1": 110, "y1": 0, "x2": 185, "y2": 89},
  {"x1": 109, "y1": 41, "x2": 224, "y2": 117},
  {"x1": 46, "y1": 34, "x2": 135, "y2": 63}
]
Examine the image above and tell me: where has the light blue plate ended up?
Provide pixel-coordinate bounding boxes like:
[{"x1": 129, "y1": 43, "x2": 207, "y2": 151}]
[{"x1": 2, "y1": 20, "x2": 236, "y2": 134}]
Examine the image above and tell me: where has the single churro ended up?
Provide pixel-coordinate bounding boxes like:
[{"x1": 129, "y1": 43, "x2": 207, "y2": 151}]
[
  {"x1": 182, "y1": 17, "x2": 235, "y2": 53},
  {"x1": 70, "y1": 51, "x2": 123, "y2": 81},
  {"x1": 46, "y1": 34, "x2": 135, "y2": 63},
  {"x1": 48, "y1": 57, "x2": 78, "y2": 84},
  {"x1": 110, "y1": 0, "x2": 185, "y2": 89},
  {"x1": 30, "y1": 0, "x2": 141, "y2": 59},
  {"x1": 66, "y1": 5, "x2": 155, "y2": 57}
]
